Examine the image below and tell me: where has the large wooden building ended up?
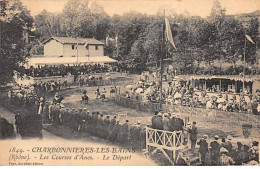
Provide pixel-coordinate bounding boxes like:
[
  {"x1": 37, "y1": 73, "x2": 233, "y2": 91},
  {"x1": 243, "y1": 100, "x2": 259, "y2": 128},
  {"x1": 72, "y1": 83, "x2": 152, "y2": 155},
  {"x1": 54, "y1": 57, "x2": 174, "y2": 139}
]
[{"x1": 27, "y1": 37, "x2": 117, "y2": 67}]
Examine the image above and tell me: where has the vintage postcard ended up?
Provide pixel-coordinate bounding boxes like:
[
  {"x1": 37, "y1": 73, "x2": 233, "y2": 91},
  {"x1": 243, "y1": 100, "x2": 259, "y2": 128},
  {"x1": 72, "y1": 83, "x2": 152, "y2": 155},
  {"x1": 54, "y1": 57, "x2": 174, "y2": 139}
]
[{"x1": 0, "y1": 0, "x2": 259, "y2": 166}]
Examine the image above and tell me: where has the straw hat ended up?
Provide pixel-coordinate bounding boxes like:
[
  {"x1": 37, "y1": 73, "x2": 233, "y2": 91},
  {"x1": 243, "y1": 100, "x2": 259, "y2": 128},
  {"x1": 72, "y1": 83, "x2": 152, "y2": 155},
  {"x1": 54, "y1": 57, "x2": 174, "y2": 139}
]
[
  {"x1": 157, "y1": 112, "x2": 163, "y2": 116},
  {"x1": 220, "y1": 147, "x2": 228, "y2": 153},
  {"x1": 171, "y1": 113, "x2": 176, "y2": 117},
  {"x1": 203, "y1": 135, "x2": 208, "y2": 139},
  {"x1": 227, "y1": 135, "x2": 233, "y2": 141}
]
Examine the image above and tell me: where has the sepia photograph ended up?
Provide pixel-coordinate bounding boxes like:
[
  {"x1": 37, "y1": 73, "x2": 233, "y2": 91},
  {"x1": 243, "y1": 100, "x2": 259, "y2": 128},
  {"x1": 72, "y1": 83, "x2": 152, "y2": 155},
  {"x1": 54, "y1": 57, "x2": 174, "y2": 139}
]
[{"x1": 0, "y1": 0, "x2": 259, "y2": 166}]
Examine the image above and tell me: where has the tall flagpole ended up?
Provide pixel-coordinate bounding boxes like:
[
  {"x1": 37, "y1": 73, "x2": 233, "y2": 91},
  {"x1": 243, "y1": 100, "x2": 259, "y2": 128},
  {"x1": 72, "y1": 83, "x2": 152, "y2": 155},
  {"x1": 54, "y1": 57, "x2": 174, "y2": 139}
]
[
  {"x1": 77, "y1": 38, "x2": 79, "y2": 65},
  {"x1": 243, "y1": 31, "x2": 246, "y2": 94},
  {"x1": 160, "y1": 9, "x2": 166, "y2": 108}
]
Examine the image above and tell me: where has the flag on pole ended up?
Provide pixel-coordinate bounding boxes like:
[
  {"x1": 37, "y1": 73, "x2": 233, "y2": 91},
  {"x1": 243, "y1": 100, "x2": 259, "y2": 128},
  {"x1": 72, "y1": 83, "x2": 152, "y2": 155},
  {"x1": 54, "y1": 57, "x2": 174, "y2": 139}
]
[
  {"x1": 106, "y1": 35, "x2": 109, "y2": 46},
  {"x1": 165, "y1": 17, "x2": 177, "y2": 50},
  {"x1": 245, "y1": 34, "x2": 255, "y2": 44},
  {"x1": 83, "y1": 42, "x2": 88, "y2": 48}
]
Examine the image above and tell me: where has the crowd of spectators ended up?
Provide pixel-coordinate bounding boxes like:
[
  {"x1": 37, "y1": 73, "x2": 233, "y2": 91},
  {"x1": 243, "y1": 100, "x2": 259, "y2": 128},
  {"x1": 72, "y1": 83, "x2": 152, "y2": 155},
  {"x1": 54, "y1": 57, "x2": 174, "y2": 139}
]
[
  {"x1": 24, "y1": 64, "x2": 118, "y2": 77},
  {"x1": 150, "y1": 111, "x2": 259, "y2": 166},
  {"x1": 124, "y1": 75, "x2": 260, "y2": 114},
  {"x1": 43, "y1": 103, "x2": 146, "y2": 149},
  {"x1": 197, "y1": 135, "x2": 259, "y2": 165},
  {"x1": 1, "y1": 85, "x2": 259, "y2": 165}
]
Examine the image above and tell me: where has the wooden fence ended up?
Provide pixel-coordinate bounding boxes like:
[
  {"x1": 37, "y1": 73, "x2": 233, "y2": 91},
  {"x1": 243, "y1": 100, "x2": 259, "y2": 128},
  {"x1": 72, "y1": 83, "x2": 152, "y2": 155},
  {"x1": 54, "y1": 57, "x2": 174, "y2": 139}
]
[
  {"x1": 145, "y1": 127, "x2": 186, "y2": 165},
  {"x1": 114, "y1": 94, "x2": 161, "y2": 114}
]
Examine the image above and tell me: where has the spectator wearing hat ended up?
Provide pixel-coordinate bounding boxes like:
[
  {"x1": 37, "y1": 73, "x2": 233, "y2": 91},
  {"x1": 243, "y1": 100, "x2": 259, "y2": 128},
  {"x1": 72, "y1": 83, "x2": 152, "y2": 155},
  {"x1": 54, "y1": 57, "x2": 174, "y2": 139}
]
[
  {"x1": 15, "y1": 111, "x2": 22, "y2": 134},
  {"x1": 197, "y1": 135, "x2": 209, "y2": 165},
  {"x1": 151, "y1": 112, "x2": 163, "y2": 130},
  {"x1": 103, "y1": 115, "x2": 111, "y2": 138},
  {"x1": 169, "y1": 113, "x2": 177, "y2": 132},
  {"x1": 151, "y1": 112, "x2": 157, "y2": 128},
  {"x1": 219, "y1": 147, "x2": 234, "y2": 165},
  {"x1": 219, "y1": 138, "x2": 226, "y2": 149},
  {"x1": 224, "y1": 135, "x2": 233, "y2": 154},
  {"x1": 85, "y1": 111, "x2": 91, "y2": 132},
  {"x1": 97, "y1": 114, "x2": 104, "y2": 137},
  {"x1": 241, "y1": 144, "x2": 250, "y2": 163},
  {"x1": 233, "y1": 142, "x2": 243, "y2": 165},
  {"x1": 254, "y1": 89, "x2": 260, "y2": 102},
  {"x1": 249, "y1": 141, "x2": 259, "y2": 162},
  {"x1": 130, "y1": 121, "x2": 141, "y2": 149},
  {"x1": 38, "y1": 97, "x2": 45, "y2": 115},
  {"x1": 104, "y1": 115, "x2": 111, "y2": 128},
  {"x1": 118, "y1": 120, "x2": 129, "y2": 145},
  {"x1": 210, "y1": 135, "x2": 220, "y2": 165},
  {"x1": 109, "y1": 115, "x2": 117, "y2": 131},
  {"x1": 89, "y1": 112, "x2": 96, "y2": 134},
  {"x1": 188, "y1": 121, "x2": 198, "y2": 153},
  {"x1": 162, "y1": 113, "x2": 170, "y2": 131},
  {"x1": 176, "y1": 113, "x2": 184, "y2": 131},
  {"x1": 107, "y1": 120, "x2": 119, "y2": 142}
]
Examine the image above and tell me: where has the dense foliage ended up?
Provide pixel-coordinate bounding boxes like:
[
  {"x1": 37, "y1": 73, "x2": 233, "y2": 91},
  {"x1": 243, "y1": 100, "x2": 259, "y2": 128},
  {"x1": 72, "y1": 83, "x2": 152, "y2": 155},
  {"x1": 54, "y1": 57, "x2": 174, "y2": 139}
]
[
  {"x1": 0, "y1": 0, "x2": 33, "y2": 83},
  {"x1": 32, "y1": 0, "x2": 259, "y2": 74},
  {"x1": 0, "y1": 0, "x2": 259, "y2": 84}
]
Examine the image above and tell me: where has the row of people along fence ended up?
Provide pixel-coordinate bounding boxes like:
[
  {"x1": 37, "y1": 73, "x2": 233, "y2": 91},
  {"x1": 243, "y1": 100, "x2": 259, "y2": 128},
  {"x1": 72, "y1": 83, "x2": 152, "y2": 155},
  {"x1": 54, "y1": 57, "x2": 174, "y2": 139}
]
[{"x1": 114, "y1": 94, "x2": 260, "y2": 137}]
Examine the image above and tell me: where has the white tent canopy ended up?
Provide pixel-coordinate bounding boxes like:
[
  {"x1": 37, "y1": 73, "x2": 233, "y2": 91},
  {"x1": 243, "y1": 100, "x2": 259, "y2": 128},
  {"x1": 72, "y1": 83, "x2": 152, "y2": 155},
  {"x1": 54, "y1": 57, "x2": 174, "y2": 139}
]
[{"x1": 26, "y1": 56, "x2": 118, "y2": 67}]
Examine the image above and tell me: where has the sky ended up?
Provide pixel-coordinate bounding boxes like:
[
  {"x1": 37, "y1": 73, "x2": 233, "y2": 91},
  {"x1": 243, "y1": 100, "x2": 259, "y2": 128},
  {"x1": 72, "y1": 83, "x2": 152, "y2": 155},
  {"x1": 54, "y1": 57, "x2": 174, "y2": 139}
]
[{"x1": 21, "y1": 0, "x2": 260, "y2": 17}]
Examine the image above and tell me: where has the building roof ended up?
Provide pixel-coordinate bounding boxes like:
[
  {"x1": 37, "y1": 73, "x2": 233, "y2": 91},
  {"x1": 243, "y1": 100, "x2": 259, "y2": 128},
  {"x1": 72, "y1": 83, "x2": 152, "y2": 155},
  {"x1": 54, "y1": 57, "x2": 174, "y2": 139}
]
[
  {"x1": 177, "y1": 75, "x2": 260, "y2": 82},
  {"x1": 43, "y1": 37, "x2": 105, "y2": 45},
  {"x1": 26, "y1": 56, "x2": 117, "y2": 66}
]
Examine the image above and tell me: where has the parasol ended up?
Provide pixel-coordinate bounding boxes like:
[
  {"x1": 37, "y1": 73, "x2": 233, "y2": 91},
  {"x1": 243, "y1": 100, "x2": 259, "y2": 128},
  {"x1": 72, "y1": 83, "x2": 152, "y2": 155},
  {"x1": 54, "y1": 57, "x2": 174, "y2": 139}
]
[
  {"x1": 135, "y1": 88, "x2": 144, "y2": 94},
  {"x1": 216, "y1": 98, "x2": 226, "y2": 103},
  {"x1": 174, "y1": 92, "x2": 182, "y2": 99},
  {"x1": 126, "y1": 84, "x2": 134, "y2": 89},
  {"x1": 144, "y1": 86, "x2": 155, "y2": 95}
]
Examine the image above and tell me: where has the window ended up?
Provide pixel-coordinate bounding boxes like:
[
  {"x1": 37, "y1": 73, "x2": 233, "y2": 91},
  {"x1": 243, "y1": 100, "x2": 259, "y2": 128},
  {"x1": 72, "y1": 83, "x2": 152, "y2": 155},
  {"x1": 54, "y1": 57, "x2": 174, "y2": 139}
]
[
  {"x1": 72, "y1": 55, "x2": 75, "y2": 57},
  {"x1": 72, "y1": 45, "x2": 75, "y2": 50},
  {"x1": 95, "y1": 45, "x2": 98, "y2": 50},
  {"x1": 85, "y1": 45, "x2": 89, "y2": 50}
]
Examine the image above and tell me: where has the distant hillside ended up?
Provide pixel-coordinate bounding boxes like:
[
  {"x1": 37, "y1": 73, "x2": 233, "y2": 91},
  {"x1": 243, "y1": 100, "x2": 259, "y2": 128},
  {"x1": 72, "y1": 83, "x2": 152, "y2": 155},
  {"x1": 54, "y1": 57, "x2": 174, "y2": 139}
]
[{"x1": 240, "y1": 10, "x2": 260, "y2": 17}]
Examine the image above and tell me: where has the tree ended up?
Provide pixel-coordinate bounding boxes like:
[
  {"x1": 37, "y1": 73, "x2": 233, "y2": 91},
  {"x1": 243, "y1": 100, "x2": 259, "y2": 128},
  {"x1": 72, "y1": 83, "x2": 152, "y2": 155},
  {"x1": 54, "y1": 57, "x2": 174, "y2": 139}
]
[
  {"x1": 244, "y1": 17, "x2": 259, "y2": 64},
  {"x1": 0, "y1": 0, "x2": 33, "y2": 83},
  {"x1": 34, "y1": 10, "x2": 63, "y2": 39}
]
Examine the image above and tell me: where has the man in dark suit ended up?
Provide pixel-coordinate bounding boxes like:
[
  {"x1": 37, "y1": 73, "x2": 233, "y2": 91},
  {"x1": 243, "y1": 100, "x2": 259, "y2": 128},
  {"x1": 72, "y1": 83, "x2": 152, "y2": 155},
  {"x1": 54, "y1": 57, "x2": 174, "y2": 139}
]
[
  {"x1": 197, "y1": 135, "x2": 209, "y2": 165},
  {"x1": 151, "y1": 112, "x2": 163, "y2": 130},
  {"x1": 224, "y1": 135, "x2": 233, "y2": 154},
  {"x1": 188, "y1": 121, "x2": 198, "y2": 153},
  {"x1": 210, "y1": 135, "x2": 220, "y2": 165}
]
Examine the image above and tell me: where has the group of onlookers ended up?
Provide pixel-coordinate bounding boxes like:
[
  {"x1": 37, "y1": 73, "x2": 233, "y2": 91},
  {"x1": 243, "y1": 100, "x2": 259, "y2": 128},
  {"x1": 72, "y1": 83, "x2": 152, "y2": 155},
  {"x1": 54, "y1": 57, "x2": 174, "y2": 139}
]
[
  {"x1": 197, "y1": 135, "x2": 259, "y2": 165},
  {"x1": 44, "y1": 104, "x2": 146, "y2": 149},
  {"x1": 25, "y1": 64, "x2": 115, "y2": 77},
  {"x1": 124, "y1": 77, "x2": 260, "y2": 114}
]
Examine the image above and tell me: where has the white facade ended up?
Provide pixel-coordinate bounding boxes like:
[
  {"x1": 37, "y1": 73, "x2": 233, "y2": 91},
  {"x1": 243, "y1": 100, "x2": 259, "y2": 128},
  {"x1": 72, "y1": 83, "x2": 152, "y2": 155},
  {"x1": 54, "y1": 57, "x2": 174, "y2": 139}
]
[
  {"x1": 44, "y1": 39, "x2": 104, "y2": 57},
  {"x1": 27, "y1": 37, "x2": 117, "y2": 67},
  {"x1": 44, "y1": 40, "x2": 63, "y2": 57}
]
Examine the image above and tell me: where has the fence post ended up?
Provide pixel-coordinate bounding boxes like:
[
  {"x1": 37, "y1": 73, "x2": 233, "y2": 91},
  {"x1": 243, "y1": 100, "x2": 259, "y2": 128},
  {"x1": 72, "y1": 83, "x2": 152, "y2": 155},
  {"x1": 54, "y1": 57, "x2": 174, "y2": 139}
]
[
  {"x1": 163, "y1": 131, "x2": 166, "y2": 146},
  {"x1": 146, "y1": 127, "x2": 148, "y2": 151}
]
